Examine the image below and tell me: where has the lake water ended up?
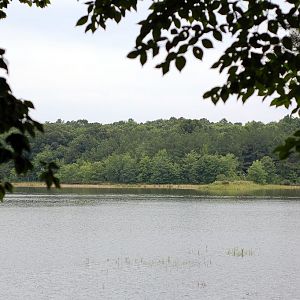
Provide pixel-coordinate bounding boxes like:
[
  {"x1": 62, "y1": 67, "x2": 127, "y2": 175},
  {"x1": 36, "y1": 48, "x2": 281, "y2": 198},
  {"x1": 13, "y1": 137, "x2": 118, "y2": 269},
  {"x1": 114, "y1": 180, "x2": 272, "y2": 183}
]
[{"x1": 1, "y1": 189, "x2": 300, "y2": 299}]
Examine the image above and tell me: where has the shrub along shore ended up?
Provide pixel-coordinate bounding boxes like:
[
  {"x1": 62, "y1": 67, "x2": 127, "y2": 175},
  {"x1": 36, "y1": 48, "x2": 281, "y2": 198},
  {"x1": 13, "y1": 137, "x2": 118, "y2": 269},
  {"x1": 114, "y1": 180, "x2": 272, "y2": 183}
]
[{"x1": 13, "y1": 181, "x2": 300, "y2": 192}]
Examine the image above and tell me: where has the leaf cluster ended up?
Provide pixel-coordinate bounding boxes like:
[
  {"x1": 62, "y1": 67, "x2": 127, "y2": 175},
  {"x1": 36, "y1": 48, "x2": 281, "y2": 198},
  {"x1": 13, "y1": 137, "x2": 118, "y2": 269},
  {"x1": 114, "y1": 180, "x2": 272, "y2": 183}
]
[
  {"x1": 0, "y1": 0, "x2": 51, "y2": 18},
  {"x1": 76, "y1": 0, "x2": 138, "y2": 32}
]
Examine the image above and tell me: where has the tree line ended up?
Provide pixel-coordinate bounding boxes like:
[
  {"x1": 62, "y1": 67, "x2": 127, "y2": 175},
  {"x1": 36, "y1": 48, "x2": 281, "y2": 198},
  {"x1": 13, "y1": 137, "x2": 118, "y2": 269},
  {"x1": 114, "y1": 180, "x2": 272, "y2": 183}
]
[{"x1": 2, "y1": 116, "x2": 300, "y2": 185}]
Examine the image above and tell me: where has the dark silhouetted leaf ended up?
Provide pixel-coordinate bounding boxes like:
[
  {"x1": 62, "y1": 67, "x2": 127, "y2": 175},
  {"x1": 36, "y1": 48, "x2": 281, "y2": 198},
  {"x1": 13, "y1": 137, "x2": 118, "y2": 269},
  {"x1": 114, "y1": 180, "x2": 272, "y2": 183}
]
[
  {"x1": 76, "y1": 16, "x2": 88, "y2": 26},
  {"x1": 175, "y1": 56, "x2": 186, "y2": 71},
  {"x1": 202, "y1": 39, "x2": 213, "y2": 48}
]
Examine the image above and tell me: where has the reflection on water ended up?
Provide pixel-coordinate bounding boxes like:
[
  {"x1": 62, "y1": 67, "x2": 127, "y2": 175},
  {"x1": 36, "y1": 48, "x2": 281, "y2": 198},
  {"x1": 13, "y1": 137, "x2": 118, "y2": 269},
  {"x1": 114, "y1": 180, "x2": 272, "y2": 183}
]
[{"x1": 0, "y1": 190, "x2": 300, "y2": 299}]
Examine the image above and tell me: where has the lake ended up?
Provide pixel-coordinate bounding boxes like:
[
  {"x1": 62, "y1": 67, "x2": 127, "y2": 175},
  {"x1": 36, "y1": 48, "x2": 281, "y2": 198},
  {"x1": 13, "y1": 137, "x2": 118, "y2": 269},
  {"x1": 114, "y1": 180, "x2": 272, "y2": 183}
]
[{"x1": 1, "y1": 188, "x2": 300, "y2": 299}]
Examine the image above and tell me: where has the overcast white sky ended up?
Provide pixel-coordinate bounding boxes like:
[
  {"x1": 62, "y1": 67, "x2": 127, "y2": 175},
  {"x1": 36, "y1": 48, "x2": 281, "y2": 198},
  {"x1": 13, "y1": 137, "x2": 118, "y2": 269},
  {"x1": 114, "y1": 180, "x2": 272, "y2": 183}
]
[{"x1": 0, "y1": 0, "x2": 291, "y2": 124}]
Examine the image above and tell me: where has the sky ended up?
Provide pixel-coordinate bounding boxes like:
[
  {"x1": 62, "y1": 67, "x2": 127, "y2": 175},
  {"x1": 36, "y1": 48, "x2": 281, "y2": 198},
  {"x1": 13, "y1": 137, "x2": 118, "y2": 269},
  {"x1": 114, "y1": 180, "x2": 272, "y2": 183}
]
[{"x1": 0, "y1": 0, "x2": 292, "y2": 124}]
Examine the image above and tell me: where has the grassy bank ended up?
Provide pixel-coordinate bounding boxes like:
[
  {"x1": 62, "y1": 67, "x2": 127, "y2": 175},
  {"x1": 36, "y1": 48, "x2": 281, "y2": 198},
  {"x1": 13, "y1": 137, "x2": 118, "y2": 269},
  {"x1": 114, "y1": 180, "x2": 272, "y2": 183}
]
[
  {"x1": 13, "y1": 181, "x2": 300, "y2": 192},
  {"x1": 196, "y1": 181, "x2": 300, "y2": 195}
]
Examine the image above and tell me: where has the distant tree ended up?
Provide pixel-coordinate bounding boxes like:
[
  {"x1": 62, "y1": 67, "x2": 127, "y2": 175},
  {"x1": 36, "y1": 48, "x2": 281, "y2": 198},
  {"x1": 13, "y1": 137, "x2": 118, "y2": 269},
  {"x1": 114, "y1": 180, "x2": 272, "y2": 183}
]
[
  {"x1": 247, "y1": 160, "x2": 268, "y2": 184},
  {"x1": 89, "y1": 161, "x2": 105, "y2": 182},
  {"x1": 193, "y1": 154, "x2": 238, "y2": 183},
  {"x1": 218, "y1": 154, "x2": 239, "y2": 180},
  {"x1": 276, "y1": 156, "x2": 300, "y2": 184},
  {"x1": 58, "y1": 163, "x2": 81, "y2": 183},
  {"x1": 102, "y1": 154, "x2": 123, "y2": 182},
  {"x1": 79, "y1": 162, "x2": 97, "y2": 183},
  {"x1": 260, "y1": 156, "x2": 277, "y2": 183},
  {"x1": 119, "y1": 154, "x2": 137, "y2": 183},
  {"x1": 102, "y1": 153, "x2": 137, "y2": 183},
  {"x1": 150, "y1": 150, "x2": 179, "y2": 184},
  {"x1": 181, "y1": 151, "x2": 200, "y2": 183},
  {"x1": 137, "y1": 155, "x2": 153, "y2": 183}
]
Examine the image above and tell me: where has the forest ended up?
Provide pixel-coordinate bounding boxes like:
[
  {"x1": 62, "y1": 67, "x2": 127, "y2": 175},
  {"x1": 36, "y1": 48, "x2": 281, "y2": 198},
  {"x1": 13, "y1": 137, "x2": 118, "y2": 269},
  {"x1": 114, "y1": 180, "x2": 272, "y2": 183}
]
[{"x1": 2, "y1": 116, "x2": 300, "y2": 185}]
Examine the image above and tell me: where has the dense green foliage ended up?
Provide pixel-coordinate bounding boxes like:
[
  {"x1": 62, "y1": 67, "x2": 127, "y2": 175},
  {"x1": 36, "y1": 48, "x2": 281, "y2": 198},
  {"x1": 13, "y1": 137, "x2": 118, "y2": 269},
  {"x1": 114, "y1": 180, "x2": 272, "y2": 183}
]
[
  {"x1": 0, "y1": 1, "x2": 299, "y2": 198},
  {"x1": 3, "y1": 117, "x2": 300, "y2": 185}
]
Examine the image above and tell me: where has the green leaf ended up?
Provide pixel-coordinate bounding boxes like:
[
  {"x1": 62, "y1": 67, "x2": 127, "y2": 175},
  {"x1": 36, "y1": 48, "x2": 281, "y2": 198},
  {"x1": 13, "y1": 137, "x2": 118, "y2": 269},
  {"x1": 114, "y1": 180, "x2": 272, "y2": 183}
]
[
  {"x1": 178, "y1": 45, "x2": 188, "y2": 54},
  {"x1": 0, "y1": 11, "x2": 7, "y2": 19},
  {"x1": 213, "y1": 30, "x2": 222, "y2": 41},
  {"x1": 152, "y1": 28, "x2": 161, "y2": 41},
  {"x1": 76, "y1": 16, "x2": 88, "y2": 26},
  {"x1": 193, "y1": 47, "x2": 203, "y2": 60},
  {"x1": 140, "y1": 52, "x2": 147, "y2": 65},
  {"x1": 87, "y1": 4, "x2": 93, "y2": 14},
  {"x1": 203, "y1": 91, "x2": 211, "y2": 99},
  {"x1": 152, "y1": 47, "x2": 159, "y2": 57},
  {"x1": 127, "y1": 51, "x2": 139, "y2": 59},
  {"x1": 161, "y1": 62, "x2": 170, "y2": 75},
  {"x1": 114, "y1": 12, "x2": 121, "y2": 23},
  {"x1": 220, "y1": 88, "x2": 229, "y2": 102},
  {"x1": 175, "y1": 56, "x2": 186, "y2": 72},
  {"x1": 282, "y1": 36, "x2": 293, "y2": 50},
  {"x1": 0, "y1": 59, "x2": 8, "y2": 72},
  {"x1": 202, "y1": 39, "x2": 213, "y2": 48},
  {"x1": 85, "y1": 24, "x2": 94, "y2": 33},
  {"x1": 268, "y1": 20, "x2": 278, "y2": 34},
  {"x1": 174, "y1": 18, "x2": 181, "y2": 28},
  {"x1": 211, "y1": 61, "x2": 220, "y2": 69},
  {"x1": 242, "y1": 87, "x2": 255, "y2": 103}
]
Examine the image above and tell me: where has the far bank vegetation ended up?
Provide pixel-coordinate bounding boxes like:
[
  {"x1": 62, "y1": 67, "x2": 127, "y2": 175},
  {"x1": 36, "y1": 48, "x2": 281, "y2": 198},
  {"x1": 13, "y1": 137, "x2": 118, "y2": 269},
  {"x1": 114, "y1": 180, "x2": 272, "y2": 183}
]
[{"x1": 2, "y1": 116, "x2": 300, "y2": 186}]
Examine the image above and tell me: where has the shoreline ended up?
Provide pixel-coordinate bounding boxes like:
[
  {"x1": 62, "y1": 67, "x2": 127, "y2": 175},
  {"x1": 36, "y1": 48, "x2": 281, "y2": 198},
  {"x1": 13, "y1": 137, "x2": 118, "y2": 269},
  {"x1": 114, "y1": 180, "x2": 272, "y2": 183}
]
[{"x1": 12, "y1": 181, "x2": 300, "y2": 191}]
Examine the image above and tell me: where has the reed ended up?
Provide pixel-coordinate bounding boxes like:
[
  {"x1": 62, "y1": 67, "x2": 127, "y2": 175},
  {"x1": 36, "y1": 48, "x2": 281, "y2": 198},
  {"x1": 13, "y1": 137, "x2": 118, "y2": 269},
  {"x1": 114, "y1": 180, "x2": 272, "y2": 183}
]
[{"x1": 226, "y1": 247, "x2": 254, "y2": 257}]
